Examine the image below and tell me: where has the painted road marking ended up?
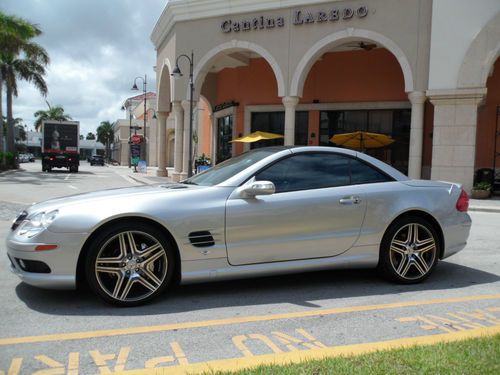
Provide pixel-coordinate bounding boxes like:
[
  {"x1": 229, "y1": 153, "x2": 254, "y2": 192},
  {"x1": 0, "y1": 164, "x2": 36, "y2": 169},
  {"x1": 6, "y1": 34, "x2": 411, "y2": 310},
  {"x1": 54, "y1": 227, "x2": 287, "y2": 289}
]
[
  {"x1": 67, "y1": 185, "x2": 78, "y2": 190},
  {"x1": 1, "y1": 311, "x2": 498, "y2": 374},
  {"x1": 115, "y1": 325, "x2": 500, "y2": 375},
  {"x1": 64, "y1": 174, "x2": 71, "y2": 181},
  {"x1": 232, "y1": 329, "x2": 326, "y2": 357},
  {"x1": 0, "y1": 341, "x2": 191, "y2": 374},
  {"x1": 1, "y1": 294, "x2": 499, "y2": 347},
  {"x1": 397, "y1": 307, "x2": 500, "y2": 333}
]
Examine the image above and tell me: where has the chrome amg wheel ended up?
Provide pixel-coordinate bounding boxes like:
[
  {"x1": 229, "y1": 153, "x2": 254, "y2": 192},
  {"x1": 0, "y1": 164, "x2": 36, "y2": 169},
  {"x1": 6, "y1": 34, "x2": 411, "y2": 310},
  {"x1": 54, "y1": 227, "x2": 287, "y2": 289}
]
[
  {"x1": 86, "y1": 223, "x2": 174, "y2": 306},
  {"x1": 379, "y1": 216, "x2": 439, "y2": 283}
]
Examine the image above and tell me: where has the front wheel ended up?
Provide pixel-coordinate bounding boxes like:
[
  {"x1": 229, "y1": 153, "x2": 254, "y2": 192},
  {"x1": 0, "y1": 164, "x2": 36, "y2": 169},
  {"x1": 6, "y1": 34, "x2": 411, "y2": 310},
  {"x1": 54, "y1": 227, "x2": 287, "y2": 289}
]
[
  {"x1": 378, "y1": 216, "x2": 440, "y2": 283},
  {"x1": 85, "y1": 222, "x2": 175, "y2": 306}
]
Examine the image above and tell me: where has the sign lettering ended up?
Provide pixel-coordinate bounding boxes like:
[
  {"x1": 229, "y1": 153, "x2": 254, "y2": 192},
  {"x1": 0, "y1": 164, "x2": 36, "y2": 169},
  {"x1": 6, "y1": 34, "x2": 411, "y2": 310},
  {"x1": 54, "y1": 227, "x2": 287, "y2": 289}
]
[{"x1": 221, "y1": 6, "x2": 369, "y2": 33}]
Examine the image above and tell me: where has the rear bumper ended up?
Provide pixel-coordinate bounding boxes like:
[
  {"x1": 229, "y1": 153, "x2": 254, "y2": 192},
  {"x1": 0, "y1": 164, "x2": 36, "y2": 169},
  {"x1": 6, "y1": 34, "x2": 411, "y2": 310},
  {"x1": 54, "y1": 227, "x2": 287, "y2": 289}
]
[{"x1": 442, "y1": 213, "x2": 472, "y2": 259}]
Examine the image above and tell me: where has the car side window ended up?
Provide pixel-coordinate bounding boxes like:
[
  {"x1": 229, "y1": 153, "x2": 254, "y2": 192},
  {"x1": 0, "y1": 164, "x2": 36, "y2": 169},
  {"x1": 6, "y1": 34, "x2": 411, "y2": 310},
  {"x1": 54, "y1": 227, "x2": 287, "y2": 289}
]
[
  {"x1": 256, "y1": 153, "x2": 350, "y2": 193},
  {"x1": 350, "y1": 158, "x2": 390, "y2": 184}
]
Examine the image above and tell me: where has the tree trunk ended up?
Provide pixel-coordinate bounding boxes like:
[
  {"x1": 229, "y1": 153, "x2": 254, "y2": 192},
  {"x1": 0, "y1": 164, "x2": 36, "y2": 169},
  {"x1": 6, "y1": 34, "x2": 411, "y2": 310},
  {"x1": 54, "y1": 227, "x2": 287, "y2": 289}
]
[
  {"x1": 6, "y1": 86, "x2": 16, "y2": 155},
  {"x1": 0, "y1": 76, "x2": 5, "y2": 167}
]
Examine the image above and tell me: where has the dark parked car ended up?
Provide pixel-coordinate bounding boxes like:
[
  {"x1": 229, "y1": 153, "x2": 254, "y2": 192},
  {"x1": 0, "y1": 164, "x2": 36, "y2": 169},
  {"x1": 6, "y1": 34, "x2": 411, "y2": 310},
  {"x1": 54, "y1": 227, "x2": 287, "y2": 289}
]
[{"x1": 90, "y1": 155, "x2": 105, "y2": 166}]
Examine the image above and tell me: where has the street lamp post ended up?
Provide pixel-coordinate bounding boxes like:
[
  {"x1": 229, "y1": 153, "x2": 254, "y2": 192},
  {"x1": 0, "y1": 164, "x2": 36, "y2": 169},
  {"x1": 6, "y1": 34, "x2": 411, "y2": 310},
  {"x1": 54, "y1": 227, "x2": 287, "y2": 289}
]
[
  {"x1": 131, "y1": 74, "x2": 148, "y2": 165},
  {"x1": 171, "y1": 51, "x2": 194, "y2": 178}
]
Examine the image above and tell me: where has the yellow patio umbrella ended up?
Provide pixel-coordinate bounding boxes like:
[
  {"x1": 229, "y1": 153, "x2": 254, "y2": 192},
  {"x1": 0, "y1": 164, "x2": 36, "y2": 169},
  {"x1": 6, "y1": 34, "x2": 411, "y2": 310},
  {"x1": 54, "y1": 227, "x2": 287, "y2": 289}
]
[
  {"x1": 330, "y1": 131, "x2": 394, "y2": 151},
  {"x1": 230, "y1": 131, "x2": 284, "y2": 143}
]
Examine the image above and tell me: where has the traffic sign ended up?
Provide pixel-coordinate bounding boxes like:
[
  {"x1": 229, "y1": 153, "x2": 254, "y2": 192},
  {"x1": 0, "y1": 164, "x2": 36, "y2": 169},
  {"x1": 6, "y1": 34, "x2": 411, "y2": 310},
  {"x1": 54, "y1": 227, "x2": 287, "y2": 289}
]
[{"x1": 131, "y1": 135, "x2": 142, "y2": 144}]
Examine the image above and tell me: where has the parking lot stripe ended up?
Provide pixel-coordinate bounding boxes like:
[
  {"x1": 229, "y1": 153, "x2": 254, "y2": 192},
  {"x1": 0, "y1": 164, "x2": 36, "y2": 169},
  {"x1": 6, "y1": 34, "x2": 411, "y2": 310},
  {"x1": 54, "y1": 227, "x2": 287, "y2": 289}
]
[
  {"x1": 116, "y1": 325, "x2": 500, "y2": 375},
  {"x1": 0, "y1": 294, "x2": 498, "y2": 346}
]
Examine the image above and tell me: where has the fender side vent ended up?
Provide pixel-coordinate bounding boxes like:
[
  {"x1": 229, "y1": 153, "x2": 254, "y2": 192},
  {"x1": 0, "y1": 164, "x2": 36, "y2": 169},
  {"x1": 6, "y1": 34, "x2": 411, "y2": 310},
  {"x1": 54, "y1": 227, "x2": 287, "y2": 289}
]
[{"x1": 188, "y1": 231, "x2": 215, "y2": 248}]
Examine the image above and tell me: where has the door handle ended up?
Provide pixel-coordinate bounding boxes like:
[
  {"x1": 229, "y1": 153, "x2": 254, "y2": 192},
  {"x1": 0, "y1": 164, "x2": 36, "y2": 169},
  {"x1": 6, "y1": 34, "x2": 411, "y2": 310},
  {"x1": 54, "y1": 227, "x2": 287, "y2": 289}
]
[{"x1": 339, "y1": 196, "x2": 361, "y2": 205}]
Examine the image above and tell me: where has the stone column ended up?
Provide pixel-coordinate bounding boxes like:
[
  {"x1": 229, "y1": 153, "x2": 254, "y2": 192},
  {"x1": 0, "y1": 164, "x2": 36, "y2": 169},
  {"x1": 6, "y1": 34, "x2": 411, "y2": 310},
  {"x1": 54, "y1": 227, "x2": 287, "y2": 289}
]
[
  {"x1": 282, "y1": 96, "x2": 300, "y2": 145},
  {"x1": 196, "y1": 103, "x2": 203, "y2": 156},
  {"x1": 156, "y1": 111, "x2": 168, "y2": 177},
  {"x1": 427, "y1": 88, "x2": 487, "y2": 193},
  {"x1": 407, "y1": 91, "x2": 426, "y2": 179},
  {"x1": 172, "y1": 101, "x2": 184, "y2": 182}
]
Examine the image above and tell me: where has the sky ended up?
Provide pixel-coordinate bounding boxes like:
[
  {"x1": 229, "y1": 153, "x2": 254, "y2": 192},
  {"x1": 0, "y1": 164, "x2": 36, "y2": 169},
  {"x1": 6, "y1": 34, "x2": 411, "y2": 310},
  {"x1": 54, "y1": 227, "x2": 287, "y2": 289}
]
[{"x1": 1, "y1": 0, "x2": 166, "y2": 136}]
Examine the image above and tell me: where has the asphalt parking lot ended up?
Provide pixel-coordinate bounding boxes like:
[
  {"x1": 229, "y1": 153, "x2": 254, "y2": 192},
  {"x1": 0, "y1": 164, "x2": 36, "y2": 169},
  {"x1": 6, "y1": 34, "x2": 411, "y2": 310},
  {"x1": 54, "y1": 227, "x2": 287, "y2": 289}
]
[{"x1": 0, "y1": 162, "x2": 499, "y2": 374}]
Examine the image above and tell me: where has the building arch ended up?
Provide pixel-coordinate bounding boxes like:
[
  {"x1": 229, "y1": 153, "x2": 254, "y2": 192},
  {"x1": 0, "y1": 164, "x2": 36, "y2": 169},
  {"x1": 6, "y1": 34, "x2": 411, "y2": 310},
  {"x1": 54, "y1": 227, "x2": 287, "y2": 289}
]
[
  {"x1": 290, "y1": 28, "x2": 415, "y2": 97},
  {"x1": 458, "y1": 11, "x2": 500, "y2": 88},
  {"x1": 157, "y1": 59, "x2": 172, "y2": 112},
  {"x1": 190, "y1": 40, "x2": 286, "y2": 100}
]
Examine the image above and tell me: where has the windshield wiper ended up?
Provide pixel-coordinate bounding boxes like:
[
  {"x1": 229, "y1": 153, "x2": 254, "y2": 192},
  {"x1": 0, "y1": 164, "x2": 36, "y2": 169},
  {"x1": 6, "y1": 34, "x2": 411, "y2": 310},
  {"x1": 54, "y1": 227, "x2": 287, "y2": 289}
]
[{"x1": 182, "y1": 180, "x2": 198, "y2": 185}]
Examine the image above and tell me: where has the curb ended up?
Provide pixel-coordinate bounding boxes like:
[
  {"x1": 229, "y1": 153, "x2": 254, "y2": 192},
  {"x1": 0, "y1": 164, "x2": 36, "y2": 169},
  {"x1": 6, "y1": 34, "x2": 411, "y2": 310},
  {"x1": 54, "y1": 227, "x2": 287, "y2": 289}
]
[{"x1": 468, "y1": 206, "x2": 500, "y2": 213}]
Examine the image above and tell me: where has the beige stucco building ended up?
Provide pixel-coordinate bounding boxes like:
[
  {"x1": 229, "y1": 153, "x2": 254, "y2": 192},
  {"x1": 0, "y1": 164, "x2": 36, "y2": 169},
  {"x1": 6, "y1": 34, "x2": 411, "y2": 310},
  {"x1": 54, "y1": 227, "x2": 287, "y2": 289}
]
[
  {"x1": 112, "y1": 92, "x2": 161, "y2": 167},
  {"x1": 150, "y1": 0, "x2": 500, "y2": 192}
]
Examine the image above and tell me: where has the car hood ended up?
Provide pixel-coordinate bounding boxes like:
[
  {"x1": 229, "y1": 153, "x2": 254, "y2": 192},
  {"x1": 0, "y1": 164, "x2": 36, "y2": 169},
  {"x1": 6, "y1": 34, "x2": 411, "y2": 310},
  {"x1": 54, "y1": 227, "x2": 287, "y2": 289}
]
[{"x1": 25, "y1": 183, "x2": 202, "y2": 214}]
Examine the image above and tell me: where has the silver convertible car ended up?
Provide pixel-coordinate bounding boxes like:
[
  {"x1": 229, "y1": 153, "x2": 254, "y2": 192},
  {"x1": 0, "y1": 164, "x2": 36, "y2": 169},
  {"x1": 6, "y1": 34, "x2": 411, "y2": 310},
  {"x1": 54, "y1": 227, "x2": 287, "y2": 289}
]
[{"x1": 7, "y1": 146, "x2": 471, "y2": 306}]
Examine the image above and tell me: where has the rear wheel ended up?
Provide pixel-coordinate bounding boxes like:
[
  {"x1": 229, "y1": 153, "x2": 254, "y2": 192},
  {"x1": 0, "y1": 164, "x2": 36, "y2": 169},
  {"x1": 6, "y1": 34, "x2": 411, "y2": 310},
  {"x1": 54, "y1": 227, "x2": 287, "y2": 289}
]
[
  {"x1": 378, "y1": 216, "x2": 439, "y2": 283},
  {"x1": 85, "y1": 222, "x2": 175, "y2": 306}
]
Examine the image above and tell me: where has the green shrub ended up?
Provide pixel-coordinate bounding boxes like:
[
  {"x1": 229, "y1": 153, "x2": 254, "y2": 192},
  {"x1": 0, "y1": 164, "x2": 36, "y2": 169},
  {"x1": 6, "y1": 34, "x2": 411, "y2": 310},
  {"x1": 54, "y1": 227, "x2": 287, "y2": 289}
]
[
  {"x1": 473, "y1": 181, "x2": 491, "y2": 191},
  {"x1": 0, "y1": 151, "x2": 18, "y2": 170}
]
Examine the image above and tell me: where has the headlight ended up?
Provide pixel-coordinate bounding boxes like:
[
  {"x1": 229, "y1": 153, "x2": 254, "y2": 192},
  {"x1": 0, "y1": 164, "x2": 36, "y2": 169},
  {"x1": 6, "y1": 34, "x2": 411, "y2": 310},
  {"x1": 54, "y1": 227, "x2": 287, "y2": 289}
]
[{"x1": 16, "y1": 210, "x2": 59, "y2": 238}]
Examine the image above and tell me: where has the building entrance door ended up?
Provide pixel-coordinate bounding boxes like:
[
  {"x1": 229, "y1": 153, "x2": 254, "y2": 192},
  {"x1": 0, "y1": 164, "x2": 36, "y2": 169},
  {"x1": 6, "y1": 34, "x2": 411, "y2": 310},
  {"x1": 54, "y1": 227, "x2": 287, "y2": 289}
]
[{"x1": 216, "y1": 115, "x2": 233, "y2": 163}]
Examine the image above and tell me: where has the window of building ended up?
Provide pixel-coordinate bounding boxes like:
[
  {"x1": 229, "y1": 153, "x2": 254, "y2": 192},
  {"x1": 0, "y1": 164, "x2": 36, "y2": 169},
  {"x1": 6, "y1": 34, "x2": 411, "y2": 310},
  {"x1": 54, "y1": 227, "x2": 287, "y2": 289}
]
[
  {"x1": 319, "y1": 109, "x2": 411, "y2": 174},
  {"x1": 251, "y1": 111, "x2": 308, "y2": 149},
  {"x1": 216, "y1": 115, "x2": 233, "y2": 163}
]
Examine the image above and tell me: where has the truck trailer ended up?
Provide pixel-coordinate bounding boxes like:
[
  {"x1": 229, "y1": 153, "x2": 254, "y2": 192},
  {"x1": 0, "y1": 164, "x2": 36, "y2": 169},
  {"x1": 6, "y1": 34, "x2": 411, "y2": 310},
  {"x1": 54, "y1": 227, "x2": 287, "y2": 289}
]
[{"x1": 41, "y1": 121, "x2": 80, "y2": 173}]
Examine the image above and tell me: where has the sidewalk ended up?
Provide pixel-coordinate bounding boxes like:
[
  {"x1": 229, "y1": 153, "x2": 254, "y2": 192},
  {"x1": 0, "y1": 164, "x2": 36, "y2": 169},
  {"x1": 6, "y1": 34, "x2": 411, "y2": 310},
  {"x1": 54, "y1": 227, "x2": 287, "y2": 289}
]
[
  {"x1": 469, "y1": 195, "x2": 500, "y2": 213},
  {"x1": 108, "y1": 164, "x2": 174, "y2": 185}
]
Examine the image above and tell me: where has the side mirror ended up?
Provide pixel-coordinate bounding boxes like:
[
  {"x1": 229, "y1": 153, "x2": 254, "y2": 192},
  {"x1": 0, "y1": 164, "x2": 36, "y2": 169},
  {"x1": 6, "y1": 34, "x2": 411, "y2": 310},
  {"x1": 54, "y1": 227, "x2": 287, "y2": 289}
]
[{"x1": 240, "y1": 180, "x2": 275, "y2": 198}]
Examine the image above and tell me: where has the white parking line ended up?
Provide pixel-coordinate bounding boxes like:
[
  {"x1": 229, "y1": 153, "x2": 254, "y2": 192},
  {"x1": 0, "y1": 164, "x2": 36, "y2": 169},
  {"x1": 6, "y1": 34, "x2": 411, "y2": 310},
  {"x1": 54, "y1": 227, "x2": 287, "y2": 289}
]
[
  {"x1": 64, "y1": 174, "x2": 71, "y2": 181},
  {"x1": 68, "y1": 185, "x2": 78, "y2": 190}
]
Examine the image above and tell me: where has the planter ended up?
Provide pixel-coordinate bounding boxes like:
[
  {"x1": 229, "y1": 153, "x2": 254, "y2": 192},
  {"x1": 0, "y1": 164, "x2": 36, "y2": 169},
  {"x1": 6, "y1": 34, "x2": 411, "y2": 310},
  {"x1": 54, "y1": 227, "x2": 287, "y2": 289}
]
[{"x1": 471, "y1": 190, "x2": 491, "y2": 199}]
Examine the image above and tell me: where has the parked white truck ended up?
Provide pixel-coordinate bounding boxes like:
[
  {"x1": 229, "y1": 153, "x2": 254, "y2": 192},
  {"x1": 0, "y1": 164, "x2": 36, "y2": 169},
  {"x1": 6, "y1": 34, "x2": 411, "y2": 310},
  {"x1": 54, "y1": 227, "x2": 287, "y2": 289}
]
[{"x1": 41, "y1": 121, "x2": 80, "y2": 173}]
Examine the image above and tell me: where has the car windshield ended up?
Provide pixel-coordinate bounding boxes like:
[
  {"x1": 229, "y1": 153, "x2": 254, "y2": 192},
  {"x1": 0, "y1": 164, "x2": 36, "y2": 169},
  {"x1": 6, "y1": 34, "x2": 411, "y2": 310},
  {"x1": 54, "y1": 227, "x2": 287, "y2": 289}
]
[{"x1": 183, "y1": 148, "x2": 278, "y2": 186}]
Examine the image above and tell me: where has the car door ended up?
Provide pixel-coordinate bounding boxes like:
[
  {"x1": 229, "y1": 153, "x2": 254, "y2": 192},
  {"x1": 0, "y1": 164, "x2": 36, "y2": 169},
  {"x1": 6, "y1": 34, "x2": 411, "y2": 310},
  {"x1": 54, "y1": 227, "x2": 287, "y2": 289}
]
[{"x1": 225, "y1": 152, "x2": 368, "y2": 265}]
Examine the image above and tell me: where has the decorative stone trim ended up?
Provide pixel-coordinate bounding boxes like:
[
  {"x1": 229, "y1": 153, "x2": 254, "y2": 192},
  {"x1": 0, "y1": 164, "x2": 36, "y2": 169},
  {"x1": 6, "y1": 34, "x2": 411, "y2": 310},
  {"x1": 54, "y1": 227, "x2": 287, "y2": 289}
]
[
  {"x1": 426, "y1": 88, "x2": 487, "y2": 106},
  {"x1": 290, "y1": 28, "x2": 415, "y2": 96},
  {"x1": 191, "y1": 40, "x2": 286, "y2": 99},
  {"x1": 151, "y1": 0, "x2": 345, "y2": 48}
]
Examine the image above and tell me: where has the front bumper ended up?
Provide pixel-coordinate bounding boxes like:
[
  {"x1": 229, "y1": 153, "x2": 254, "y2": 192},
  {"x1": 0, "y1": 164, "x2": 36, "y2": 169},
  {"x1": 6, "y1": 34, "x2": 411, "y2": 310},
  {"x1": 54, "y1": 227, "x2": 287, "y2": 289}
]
[{"x1": 6, "y1": 230, "x2": 88, "y2": 290}]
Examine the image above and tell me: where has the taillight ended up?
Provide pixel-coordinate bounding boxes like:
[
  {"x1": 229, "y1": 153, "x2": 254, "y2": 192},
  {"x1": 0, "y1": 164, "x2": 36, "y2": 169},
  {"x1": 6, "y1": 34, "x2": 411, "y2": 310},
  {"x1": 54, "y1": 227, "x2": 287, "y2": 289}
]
[
  {"x1": 49, "y1": 157, "x2": 54, "y2": 161},
  {"x1": 456, "y1": 189, "x2": 469, "y2": 212}
]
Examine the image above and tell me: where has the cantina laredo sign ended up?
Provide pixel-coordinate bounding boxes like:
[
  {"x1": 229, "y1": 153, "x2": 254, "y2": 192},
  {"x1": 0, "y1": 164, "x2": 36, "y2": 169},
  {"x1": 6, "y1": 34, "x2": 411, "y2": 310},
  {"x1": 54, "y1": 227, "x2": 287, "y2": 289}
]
[{"x1": 221, "y1": 6, "x2": 369, "y2": 33}]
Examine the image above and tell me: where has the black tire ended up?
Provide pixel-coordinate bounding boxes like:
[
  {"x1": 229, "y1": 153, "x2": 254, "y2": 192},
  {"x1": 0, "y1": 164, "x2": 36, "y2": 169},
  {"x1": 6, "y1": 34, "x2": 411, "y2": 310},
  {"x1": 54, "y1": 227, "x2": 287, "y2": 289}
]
[
  {"x1": 85, "y1": 222, "x2": 175, "y2": 306},
  {"x1": 378, "y1": 215, "x2": 440, "y2": 284}
]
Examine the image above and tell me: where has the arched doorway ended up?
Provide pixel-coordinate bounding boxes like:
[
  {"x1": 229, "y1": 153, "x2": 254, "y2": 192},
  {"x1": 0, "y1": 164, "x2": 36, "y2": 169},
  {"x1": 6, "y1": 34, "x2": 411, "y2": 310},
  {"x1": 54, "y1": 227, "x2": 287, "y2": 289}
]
[
  {"x1": 194, "y1": 42, "x2": 285, "y2": 163},
  {"x1": 292, "y1": 33, "x2": 414, "y2": 175}
]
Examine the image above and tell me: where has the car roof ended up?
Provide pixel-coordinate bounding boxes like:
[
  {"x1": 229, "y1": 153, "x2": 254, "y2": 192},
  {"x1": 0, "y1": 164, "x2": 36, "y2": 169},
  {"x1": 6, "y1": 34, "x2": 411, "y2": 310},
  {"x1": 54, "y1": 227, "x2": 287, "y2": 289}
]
[{"x1": 219, "y1": 146, "x2": 409, "y2": 186}]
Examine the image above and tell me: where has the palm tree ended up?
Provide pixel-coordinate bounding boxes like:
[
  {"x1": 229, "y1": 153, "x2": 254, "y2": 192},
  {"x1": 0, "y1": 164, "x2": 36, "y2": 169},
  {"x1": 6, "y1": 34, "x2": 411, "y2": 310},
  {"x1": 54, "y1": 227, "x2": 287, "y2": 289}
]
[
  {"x1": 97, "y1": 121, "x2": 114, "y2": 161},
  {"x1": 0, "y1": 11, "x2": 49, "y2": 157},
  {"x1": 1, "y1": 12, "x2": 43, "y2": 161},
  {"x1": 0, "y1": 12, "x2": 42, "y2": 55},
  {"x1": 86, "y1": 132, "x2": 96, "y2": 140},
  {"x1": 34, "y1": 102, "x2": 72, "y2": 130}
]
